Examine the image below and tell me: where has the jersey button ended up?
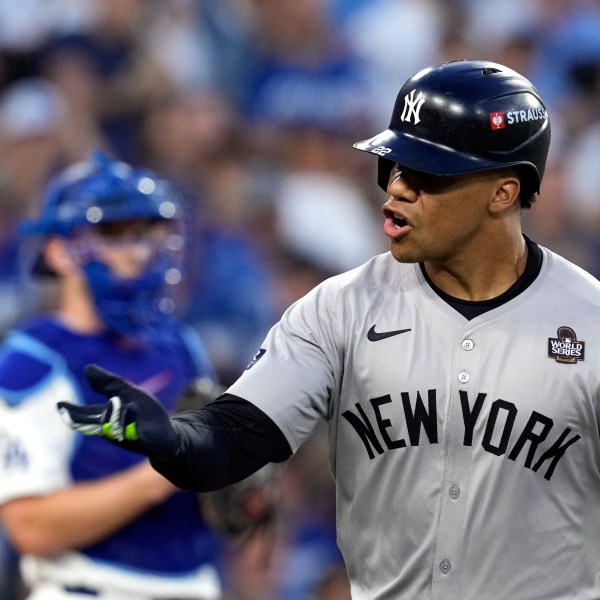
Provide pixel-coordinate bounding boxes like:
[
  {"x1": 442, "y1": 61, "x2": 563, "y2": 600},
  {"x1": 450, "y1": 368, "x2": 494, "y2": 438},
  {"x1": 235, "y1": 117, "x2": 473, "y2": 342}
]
[
  {"x1": 439, "y1": 559, "x2": 452, "y2": 574},
  {"x1": 449, "y1": 485, "x2": 461, "y2": 500},
  {"x1": 461, "y1": 339, "x2": 474, "y2": 351},
  {"x1": 458, "y1": 371, "x2": 470, "y2": 383}
]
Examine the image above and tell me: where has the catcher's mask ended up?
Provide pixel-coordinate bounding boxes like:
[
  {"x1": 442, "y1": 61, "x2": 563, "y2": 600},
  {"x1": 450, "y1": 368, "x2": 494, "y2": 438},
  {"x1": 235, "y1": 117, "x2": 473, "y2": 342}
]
[
  {"x1": 20, "y1": 150, "x2": 186, "y2": 341},
  {"x1": 354, "y1": 59, "x2": 551, "y2": 200}
]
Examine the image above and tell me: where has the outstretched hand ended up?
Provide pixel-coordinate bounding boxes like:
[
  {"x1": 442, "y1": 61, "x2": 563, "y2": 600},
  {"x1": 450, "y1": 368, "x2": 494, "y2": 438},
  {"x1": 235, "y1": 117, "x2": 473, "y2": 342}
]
[{"x1": 57, "y1": 364, "x2": 181, "y2": 459}]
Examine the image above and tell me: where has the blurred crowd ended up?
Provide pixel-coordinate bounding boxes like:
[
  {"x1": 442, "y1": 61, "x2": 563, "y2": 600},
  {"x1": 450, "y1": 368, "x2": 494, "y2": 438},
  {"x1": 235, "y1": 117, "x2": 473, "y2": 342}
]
[{"x1": 1, "y1": 0, "x2": 600, "y2": 598}]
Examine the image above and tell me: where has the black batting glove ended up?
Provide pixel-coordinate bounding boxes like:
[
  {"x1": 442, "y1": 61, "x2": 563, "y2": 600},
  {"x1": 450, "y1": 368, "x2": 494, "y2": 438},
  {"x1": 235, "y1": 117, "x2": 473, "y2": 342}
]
[{"x1": 57, "y1": 364, "x2": 181, "y2": 459}]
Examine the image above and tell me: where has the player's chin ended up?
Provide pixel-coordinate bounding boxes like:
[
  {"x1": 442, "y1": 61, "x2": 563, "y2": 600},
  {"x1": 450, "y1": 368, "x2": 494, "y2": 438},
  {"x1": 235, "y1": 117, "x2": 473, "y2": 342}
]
[{"x1": 389, "y1": 245, "x2": 423, "y2": 264}]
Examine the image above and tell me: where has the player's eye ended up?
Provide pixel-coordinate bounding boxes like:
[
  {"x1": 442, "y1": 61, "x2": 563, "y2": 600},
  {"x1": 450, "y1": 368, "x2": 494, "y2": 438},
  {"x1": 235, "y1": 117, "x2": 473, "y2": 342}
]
[
  {"x1": 419, "y1": 175, "x2": 459, "y2": 193},
  {"x1": 392, "y1": 165, "x2": 460, "y2": 194}
]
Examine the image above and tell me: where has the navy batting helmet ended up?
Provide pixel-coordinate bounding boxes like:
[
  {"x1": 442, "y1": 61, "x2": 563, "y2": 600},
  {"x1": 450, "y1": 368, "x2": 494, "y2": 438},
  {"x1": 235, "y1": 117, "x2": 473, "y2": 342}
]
[{"x1": 354, "y1": 60, "x2": 551, "y2": 197}]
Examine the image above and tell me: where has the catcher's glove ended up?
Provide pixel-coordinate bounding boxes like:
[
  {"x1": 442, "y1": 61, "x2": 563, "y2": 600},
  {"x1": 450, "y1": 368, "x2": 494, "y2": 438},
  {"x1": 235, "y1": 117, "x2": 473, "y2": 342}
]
[
  {"x1": 199, "y1": 463, "x2": 280, "y2": 536},
  {"x1": 177, "y1": 378, "x2": 281, "y2": 537},
  {"x1": 175, "y1": 376, "x2": 226, "y2": 413}
]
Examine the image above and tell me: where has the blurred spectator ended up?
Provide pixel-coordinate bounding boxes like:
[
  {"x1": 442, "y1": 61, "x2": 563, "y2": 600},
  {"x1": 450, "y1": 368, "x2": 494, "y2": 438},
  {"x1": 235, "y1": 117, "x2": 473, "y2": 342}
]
[
  {"x1": 459, "y1": 0, "x2": 539, "y2": 55},
  {"x1": 0, "y1": 77, "x2": 70, "y2": 333},
  {"x1": 237, "y1": 0, "x2": 372, "y2": 137},
  {"x1": 560, "y1": 103, "x2": 600, "y2": 277},
  {"x1": 0, "y1": 0, "x2": 96, "y2": 91},
  {"x1": 273, "y1": 165, "x2": 383, "y2": 276},
  {"x1": 227, "y1": 0, "x2": 385, "y2": 302},
  {"x1": 510, "y1": 0, "x2": 600, "y2": 111},
  {"x1": 182, "y1": 216, "x2": 278, "y2": 386},
  {"x1": 139, "y1": 88, "x2": 279, "y2": 384},
  {"x1": 341, "y1": 0, "x2": 447, "y2": 128},
  {"x1": 139, "y1": 87, "x2": 240, "y2": 190},
  {"x1": 0, "y1": 78, "x2": 69, "y2": 201},
  {"x1": 264, "y1": 116, "x2": 384, "y2": 301},
  {"x1": 38, "y1": 0, "x2": 174, "y2": 162},
  {"x1": 184, "y1": 0, "x2": 259, "y2": 101},
  {"x1": 312, "y1": 564, "x2": 352, "y2": 600},
  {"x1": 564, "y1": 116, "x2": 600, "y2": 227},
  {"x1": 143, "y1": 0, "x2": 217, "y2": 92}
]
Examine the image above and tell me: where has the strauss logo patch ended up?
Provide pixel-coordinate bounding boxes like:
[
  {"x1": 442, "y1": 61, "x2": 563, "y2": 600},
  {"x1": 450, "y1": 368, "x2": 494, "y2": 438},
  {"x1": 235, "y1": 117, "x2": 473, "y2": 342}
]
[{"x1": 490, "y1": 112, "x2": 506, "y2": 129}]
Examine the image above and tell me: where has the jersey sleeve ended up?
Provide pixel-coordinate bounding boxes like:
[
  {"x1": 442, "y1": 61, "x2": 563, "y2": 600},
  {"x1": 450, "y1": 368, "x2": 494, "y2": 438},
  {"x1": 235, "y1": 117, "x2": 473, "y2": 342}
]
[
  {"x1": 153, "y1": 395, "x2": 292, "y2": 492},
  {"x1": 0, "y1": 331, "x2": 79, "y2": 504},
  {"x1": 227, "y1": 282, "x2": 341, "y2": 453}
]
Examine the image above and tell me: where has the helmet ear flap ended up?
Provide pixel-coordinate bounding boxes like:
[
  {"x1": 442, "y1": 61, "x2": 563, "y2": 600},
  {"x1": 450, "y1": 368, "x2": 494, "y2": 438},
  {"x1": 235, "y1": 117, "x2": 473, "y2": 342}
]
[{"x1": 515, "y1": 165, "x2": 539, "y2": 208}]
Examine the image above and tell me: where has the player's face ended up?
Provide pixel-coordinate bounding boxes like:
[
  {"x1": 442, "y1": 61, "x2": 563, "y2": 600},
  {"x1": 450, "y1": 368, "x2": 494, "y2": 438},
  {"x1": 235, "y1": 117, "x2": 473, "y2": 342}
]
[
  {"x1": 71, "y1": 219, "x2": 174, "y2": 280},
  {"x1": 383, "y1": 165, "x2": 506, "y2": 265}
]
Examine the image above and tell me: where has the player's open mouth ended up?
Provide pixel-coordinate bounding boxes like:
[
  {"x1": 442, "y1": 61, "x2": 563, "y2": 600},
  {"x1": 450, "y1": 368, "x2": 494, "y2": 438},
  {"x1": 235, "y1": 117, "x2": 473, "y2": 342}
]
[
  {"x1": 383, "y1": 209, "x2": 411, "y2": 238},
  {"x1": 383, "y1": 209, "x2": 408, "y2": 226}
]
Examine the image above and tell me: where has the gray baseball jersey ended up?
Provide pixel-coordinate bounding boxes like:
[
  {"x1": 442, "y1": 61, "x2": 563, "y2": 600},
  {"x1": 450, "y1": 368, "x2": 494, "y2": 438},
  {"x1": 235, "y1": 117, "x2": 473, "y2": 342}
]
[{"x1": 228, "y1": 246, "x2": 600, "y2": 600}]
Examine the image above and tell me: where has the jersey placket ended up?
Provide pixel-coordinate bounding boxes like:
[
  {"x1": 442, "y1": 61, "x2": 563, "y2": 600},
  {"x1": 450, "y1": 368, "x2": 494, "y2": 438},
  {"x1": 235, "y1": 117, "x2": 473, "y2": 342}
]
[{"x1": 430, "y1": 328, "x2": 480, "y2": 600}]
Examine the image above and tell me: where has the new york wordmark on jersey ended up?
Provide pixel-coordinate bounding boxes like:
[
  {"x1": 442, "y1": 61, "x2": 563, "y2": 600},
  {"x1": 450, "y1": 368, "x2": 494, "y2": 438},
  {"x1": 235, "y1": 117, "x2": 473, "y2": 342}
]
[{"x1": 342, "y1": 389, "x2": 581, "y2": 481}]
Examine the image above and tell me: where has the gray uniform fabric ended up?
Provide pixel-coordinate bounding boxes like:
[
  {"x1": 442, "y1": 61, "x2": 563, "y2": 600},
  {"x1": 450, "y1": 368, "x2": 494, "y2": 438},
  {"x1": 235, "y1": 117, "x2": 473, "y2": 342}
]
[{"x1": 228, "y1": 247, "x2": 600, "y2": 600}]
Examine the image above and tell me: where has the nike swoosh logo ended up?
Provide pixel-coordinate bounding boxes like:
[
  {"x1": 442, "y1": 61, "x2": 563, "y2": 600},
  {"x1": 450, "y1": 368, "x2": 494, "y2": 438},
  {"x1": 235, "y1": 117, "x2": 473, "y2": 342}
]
[{"x1": 367, "y1": 325, "x2": 412, "y2": 342}]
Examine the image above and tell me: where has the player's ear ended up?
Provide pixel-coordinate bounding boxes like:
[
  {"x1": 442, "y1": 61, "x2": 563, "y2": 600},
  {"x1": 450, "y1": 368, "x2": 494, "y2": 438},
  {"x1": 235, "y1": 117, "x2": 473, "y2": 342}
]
[
  {"x1": 43, "y1": 236, "x2": 78, "y2": 276},
  {"x1": 488, "y1": 173, "x2": 521, "y2": 215}
]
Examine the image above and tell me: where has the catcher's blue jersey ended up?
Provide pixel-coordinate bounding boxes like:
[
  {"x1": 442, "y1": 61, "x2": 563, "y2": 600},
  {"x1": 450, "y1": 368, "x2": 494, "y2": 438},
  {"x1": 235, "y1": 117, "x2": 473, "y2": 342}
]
[{"x1": 0, "y1": 316, "x2": 220, "y2": 589}]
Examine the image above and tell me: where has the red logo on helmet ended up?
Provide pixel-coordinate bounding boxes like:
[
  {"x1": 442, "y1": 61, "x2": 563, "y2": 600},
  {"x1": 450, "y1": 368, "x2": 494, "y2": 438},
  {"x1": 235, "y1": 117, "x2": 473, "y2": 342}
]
[{"x1": 490, "y1": 112, "x2": 505, "y2": 130}]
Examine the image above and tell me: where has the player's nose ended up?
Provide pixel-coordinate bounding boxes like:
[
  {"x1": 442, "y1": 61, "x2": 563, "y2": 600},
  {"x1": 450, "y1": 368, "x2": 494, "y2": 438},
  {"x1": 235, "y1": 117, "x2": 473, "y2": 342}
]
[{"x1": 386, "y1": 171, "x2": 419, "y2": 203}]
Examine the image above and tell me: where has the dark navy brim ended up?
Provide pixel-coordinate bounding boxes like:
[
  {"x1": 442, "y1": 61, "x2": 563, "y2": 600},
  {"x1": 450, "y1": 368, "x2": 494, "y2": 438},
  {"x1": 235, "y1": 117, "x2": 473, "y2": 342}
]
[{"x1": 353, "y1": 129, "x2": 505, "y2": 177}]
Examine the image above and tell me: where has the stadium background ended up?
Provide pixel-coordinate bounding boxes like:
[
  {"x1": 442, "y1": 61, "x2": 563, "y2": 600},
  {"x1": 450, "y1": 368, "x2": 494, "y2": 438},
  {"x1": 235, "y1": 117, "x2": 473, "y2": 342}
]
[{"x1": 0, "y1": 0, "x2": 599, "y2": 598}]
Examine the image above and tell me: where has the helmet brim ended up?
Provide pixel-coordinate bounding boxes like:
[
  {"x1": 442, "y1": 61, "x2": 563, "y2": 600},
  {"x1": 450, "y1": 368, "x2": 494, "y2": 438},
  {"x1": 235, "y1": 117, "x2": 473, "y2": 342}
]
[{"x1": 354, "y1": 129, "x2": 531, "y2": 191}]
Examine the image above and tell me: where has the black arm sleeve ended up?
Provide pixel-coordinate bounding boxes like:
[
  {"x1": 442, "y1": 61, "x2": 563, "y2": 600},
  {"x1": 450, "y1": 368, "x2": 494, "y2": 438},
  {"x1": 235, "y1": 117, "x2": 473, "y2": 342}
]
[{"x1": 149, "y1": 394, "x2": 292, "y2": 492}]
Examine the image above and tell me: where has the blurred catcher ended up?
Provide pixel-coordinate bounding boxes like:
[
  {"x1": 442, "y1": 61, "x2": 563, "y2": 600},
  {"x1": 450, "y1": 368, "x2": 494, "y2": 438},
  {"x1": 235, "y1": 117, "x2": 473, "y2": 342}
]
[{"x1": 0, "y1": 151, "x2": 276, "y2": 600}]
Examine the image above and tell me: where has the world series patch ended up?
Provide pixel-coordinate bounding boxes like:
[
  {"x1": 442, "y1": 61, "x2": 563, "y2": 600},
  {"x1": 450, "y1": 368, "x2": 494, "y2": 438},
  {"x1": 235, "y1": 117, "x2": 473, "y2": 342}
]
[{"x1": 548, "y1": 326, "x2": 585, "y2": 364}]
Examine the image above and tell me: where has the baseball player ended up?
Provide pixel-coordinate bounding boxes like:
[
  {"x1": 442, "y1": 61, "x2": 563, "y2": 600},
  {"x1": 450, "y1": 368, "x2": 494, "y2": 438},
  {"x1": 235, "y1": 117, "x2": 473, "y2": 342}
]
[
  {"x1": 57, "y1": 60, "x2": 600, "y2": 599},
  {"x1": 0, "y1": 152, "x2": 223, "y2": 600}
]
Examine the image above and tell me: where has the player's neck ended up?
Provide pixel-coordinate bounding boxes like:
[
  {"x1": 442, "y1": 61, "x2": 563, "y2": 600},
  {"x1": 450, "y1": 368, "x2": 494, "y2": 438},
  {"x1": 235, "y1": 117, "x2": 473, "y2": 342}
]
[
  {"x1": 55, "y1": 278, "x2": 105, "y2": 335},
  {"x1": 423, "y1": 233, "x2": 528, "y2": 302}
]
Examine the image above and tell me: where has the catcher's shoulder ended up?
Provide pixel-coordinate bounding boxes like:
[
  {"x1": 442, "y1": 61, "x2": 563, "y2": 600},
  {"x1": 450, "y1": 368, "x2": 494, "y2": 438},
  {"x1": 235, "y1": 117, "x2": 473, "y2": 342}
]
[{"x1": 0, "y1": 323, "x2": 61, "y2": 405}]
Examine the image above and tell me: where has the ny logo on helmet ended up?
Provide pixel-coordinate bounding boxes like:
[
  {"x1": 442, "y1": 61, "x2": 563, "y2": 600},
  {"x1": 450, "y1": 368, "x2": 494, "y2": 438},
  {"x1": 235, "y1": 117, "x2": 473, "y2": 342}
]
[{"x1": 400, "y1": 89, "x2": 426, "y2": 124}]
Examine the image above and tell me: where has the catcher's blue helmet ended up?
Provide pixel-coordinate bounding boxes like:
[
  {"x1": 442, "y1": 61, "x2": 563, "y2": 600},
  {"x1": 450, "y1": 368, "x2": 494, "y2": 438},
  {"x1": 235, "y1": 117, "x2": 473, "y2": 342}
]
[
  {"x1": 20, "y1": 150, "x2": 179, "y2": 237},
  {"x1": 354, "y1": 60, "x2": 551, "y2": 198},
  {"x1": 20, "y1": 151, "x2": 186, "y2": 341}
]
